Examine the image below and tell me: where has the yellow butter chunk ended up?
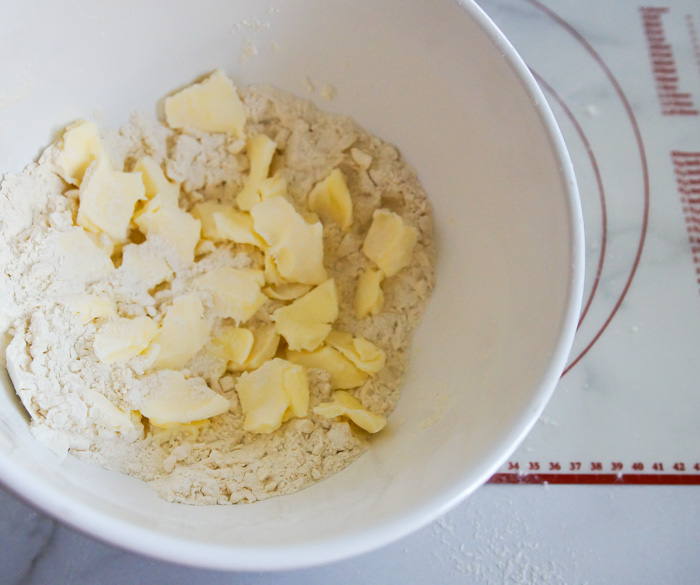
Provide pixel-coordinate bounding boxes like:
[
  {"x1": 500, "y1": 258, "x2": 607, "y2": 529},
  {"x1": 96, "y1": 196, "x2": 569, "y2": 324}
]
[
  {"x1": 164, "y1": 69, "x2": 247, "y2": 137},
  {"x1": 325, "y1": 331, "x2": 386, "y2": 375},
  {"x1": 262, "y1": 282, "x2": 312, "y2": 301},
  {"x1": 133, "y1": 191, "x2": 201, "y2": 263},
  {"x1": 258, "y1": 175, "x2": 288, "y2": 201},
  {"x1": 236, "y1": 134, "x2": 277, "y2": 211},
  {"x1": 83, "y1": 388, "x2": 137, "y2": 432},
  {"x1": 140, "y1": 370, "x2": 229, "y2": 427},
  {"x1": 77, "y1": 158, "x2": 146, "y2": 241},
  {"x1": 362, "y1": 209, "x2": 418, "y2": 277},
  {"x1": 93, "y1": 316, "x2": 158, "y2": 364},
  {"x1": 286, "y1": 345, "x2": 368, "y2": 389},
  {"x1": 229, "y1": 324, "x2": 281, "y2": 372},
  {"x1": 152, "y1": 294, "x2": 211, "y2": 369},
  {"x1": 354, "y1": 267, "x2": 385, "y2": 319},
  {"x1": 313, "y1": 390, "x2": 386, "y2": 433},
  {"x1": 119, "y1": 244, "x2": 173, "y2": 289},
  {"x1": 195, "y1": 267, "x2": 266, "y2": 323},
  {"x1": 251, "y1": 196, "x2": 327, "y2": 285},
  {"x1": 236, "y1": 358, "x2": 309, "y2": 433},
  {"x1": 133, "y1": 156, "x2": 180, "y2": 202},
  {"x1": 272, "y1": 279, "x2": 338, "y2": 351},
  {"x1": 207, "y1": 326, "x2": 254, "y2": 367},
  {"x1": 308, "y1": 168, "x2": 353, "y2": 230},
  {"x1": 67, "y1": 294, "x2": 117, "y2": 325},
  {"x1": 191, "y1": 201, "x2": 263, "y2": 247},
  {"x1": 56, "y1": 120, "x2": 103, "y2": 185}
]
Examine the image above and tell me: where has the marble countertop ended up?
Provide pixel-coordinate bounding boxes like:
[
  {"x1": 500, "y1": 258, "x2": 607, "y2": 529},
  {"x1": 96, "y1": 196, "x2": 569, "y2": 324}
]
[{"x1": 2, "y1": 0, "x2": 699, "y2": 583}]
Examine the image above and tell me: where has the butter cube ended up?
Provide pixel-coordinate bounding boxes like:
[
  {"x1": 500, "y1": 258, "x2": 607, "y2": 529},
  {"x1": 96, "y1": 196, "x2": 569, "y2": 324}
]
[
  {"x1": 286, "y1": 345, "x2": 368, "y2": 389},
  {"x1": 308, "y1": 168, "x2": 353, "y2": 230},
  {"x1": 164, "y1": 70, "x2": 247, "y2": 137},
  {"x1": 93, "y1": 316, "x2": 158, "y2": 364},
  {"x1": 313, "y1": 390, "x2": 386, "y2": 433},
  {"x1": 83, "y1": 388, "x2": 136, "y2": 433},
  {"x1": 272, "y1": 279, "x2": 338, "y2": 351},
  {"x1": 207, "y1": 326, "x2": 254, "y2": 366},
  {"x1": 119, "y1": 244, "x2": 173, "y2": 289},
  {"x1": 236, "y1": 134, "x2": 277, "y2": 211},
  {"x1": 191, "y1": 201, "x2": 263, "y2": 247},
  {"x1": 251, "y1": 196, "x2": 327, "y2": 285},
  {"x1": 140, "y1": 370, "x2": 229, "y2": 427},
  {"x1": 362, "y1": 209, "x2": 418, "y2": 277},
  {"x1": 350, "y1": 147, "x2": 372, "y2": 170},
  {"x1": 56, "y1": 120, "x2": 103, "y2": 185},
  {"x1": 263, "y1": 282, "x2": 312, "y2": 301},
  {"x1": 230, "y1": 324, "x2": 281, "y2": 371},
  {"x1": 236, "y1": 358, "x2": 309, "y2": 433},
  {"x1": 67, "y1": 294, "x2": 117, "y2": 325},
  {"x1": 77, "y1": 158, "x2": 146, "y2": 241},
  {"x1": 325, "y1": 331, "x2": 386, "y2": 374},
  {"x1": 152, "y1": 294, "x2": 211, "y2": 369},
  {"x1": 133, "y1": 156, "x2": 180, "y2": 202},
  {"x1": 195, "y1": 267, "x2": 266, "y2": 323},
  {"x1": 354, "y1": 267, "x2": 385, "y2": 318},
  {"x1": 258, "y1": 175, "x2": 288, "y2": 201},
  {"x1": 133, "y1": 191, "x2": 201, "y2": 264}
]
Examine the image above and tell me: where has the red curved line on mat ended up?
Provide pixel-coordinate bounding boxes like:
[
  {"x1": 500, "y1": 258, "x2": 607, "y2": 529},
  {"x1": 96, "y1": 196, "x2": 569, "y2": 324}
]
[
  {"x1": 524, "y1": 0, "x2": 650, "y2": 376},
  {"x1": 529, "y1": 69, "x2": 607, "y2": 330}
]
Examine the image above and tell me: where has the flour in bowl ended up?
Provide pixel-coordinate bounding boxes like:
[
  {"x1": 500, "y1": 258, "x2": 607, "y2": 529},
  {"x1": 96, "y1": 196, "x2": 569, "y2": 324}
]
[{"x1": 0, "y1": 71, "x2": 435, "y2": 504}]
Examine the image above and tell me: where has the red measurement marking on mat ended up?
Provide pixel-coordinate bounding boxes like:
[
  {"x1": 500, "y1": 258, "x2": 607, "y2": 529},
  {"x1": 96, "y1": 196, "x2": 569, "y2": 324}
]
[
  {"x1": 671, "y1": 151, "x2": 700, "y2": 295},
  {"x1": 686, "y1": 14, "x2": 700, "y2": 81},
  {"x1": 640, "y1": 7, "x2": 699, "y2": 115}
]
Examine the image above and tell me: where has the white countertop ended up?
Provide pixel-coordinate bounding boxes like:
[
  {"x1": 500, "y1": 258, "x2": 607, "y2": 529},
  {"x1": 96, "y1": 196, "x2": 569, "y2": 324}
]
[{"x1": 2, "y1": 0, "x2": 699, "y2": 582}]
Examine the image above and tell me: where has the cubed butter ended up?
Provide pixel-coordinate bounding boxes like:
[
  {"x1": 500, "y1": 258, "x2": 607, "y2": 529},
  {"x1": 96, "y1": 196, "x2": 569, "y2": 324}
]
[
  {"x1": 236, "y1": 134, "x2": 277, "y2": 211},
  {"x1": 286, "y1": 345, "x2": 368, "y2": 389},
  {"x1": 313, "y1": 390, "x2": 386, "y2": 433},
  {"x1": 258, "y1": 175, "x2": 288, "y2": 201},
  {"x1": 140, "y1": 370, "x2": 229, "y2": 427},
  {"x1": 56, "y1": 121, "x2": 104, "y2": 185},
  {"x1": 325, "y1": 331, "x2": 386, "y2": 374},
  {"x1": 195, "y1": 267, "x2": 266, "y2": 323},
  {"x1": 207, "y1": 326, "x2": 254, "y2": 366},
  {"x1": 235, "y1": 358, "x2": 309, "y2": 433},
  {"x1": 350, "y1": 147, "x2": 372, "y2": 170},
  {"x1": 354, "y1": 267, "x2": 385, "y2": 318},
  {"x1": 83, "y1": 388, "x2": 136, "y2": 433},
  {"x1": 262, "y1": 282, "x2": 312, "y2": 301},
  {"x1": 251, "y1": 196, "x2": 327, "y2": 285},
  {"x1": 77, "y1": 158, "x2": 146, "y2": 241},
  {"x1": 152, "y1": 294, "x2": 211, "y2": 369},
  {"x1": 229, "y1": 324, "x2": 281, "y2": 372},
  {"x1": 272, "y1": 279, "x2": 338, "y2": 351},
  {"x1": 362, "y1": 209, "x2": 418, "y2": 277},
  {"x1": 133, "y1": 156, "x2": 180, "y2": 203},
  {"x1": 307, "y1": 168, "x2": 353, "y2": 230},
  {"x1": 67, "y1": 294, "x2": 117, "y2": 325},
  {"x1": 133, "y1": 191, "x2": 201, "y2": 264},
  {"x1": 191, "y1": 201, "x2": 263, "y2": 247},
  {"x1": 93, "y1": 316, "x2": 158, "y2": 364},
  {"x1": 164, "y1": 70, "x2": 247, "y2": 137},
  {"x1": 56, "y1": 229, "x2": 114, "y2": 280}
]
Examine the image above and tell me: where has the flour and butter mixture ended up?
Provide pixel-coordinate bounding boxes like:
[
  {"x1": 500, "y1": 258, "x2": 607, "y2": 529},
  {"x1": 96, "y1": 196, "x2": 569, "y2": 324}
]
[{"x1": 0, "y1": 71, "x2": 434, "y2": 504}]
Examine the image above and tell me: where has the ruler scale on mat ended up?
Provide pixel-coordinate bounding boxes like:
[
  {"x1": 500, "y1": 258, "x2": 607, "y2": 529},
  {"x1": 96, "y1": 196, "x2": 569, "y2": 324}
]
[{"x1": 477, "y1": 0, "x2": 700, "y2": 485}]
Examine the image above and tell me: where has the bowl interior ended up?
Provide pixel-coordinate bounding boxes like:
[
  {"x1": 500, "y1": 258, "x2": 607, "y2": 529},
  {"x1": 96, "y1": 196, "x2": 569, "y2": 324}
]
[{"x1": 0, "y1": 0, "x2": 582, "y2": 570}]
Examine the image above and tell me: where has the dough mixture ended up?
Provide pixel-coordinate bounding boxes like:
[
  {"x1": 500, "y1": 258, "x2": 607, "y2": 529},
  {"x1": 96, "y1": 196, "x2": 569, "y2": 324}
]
[{"x1": 0, "y1": 71, "x2": 435, "y2": 504}]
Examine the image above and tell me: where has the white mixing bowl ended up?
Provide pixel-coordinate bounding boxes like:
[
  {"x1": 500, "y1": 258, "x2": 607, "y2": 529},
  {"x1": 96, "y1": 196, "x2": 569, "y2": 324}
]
[{"x1": 0, "y1": 0, "x2": 584, "y2": 570}]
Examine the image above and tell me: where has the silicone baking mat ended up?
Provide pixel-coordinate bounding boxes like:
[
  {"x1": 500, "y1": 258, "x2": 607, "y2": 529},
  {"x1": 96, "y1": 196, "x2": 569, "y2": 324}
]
[{"x1": 478, "y1": 0, "x2": 700, "y2": 484}]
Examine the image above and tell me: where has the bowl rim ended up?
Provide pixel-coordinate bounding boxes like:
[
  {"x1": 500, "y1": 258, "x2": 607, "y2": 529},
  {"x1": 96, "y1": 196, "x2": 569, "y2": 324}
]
[{"x1": 0, "y1": 0, "x2": 585, "y2": 571}]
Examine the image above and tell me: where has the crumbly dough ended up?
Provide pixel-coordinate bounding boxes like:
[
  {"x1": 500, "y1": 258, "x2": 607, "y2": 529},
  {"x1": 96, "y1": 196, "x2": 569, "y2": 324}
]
[{"x1": 0, "y1": 85, "x2": 435, "y2": 504}]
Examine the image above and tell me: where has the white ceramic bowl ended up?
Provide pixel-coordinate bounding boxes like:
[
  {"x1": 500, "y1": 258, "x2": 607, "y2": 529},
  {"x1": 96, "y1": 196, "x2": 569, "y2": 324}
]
[{"x1": 0, "y1": 0, "x2": 584, "y2": 570}]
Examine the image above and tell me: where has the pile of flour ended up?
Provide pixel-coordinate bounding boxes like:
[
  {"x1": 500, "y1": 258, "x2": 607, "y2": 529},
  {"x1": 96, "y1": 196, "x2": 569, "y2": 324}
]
[{"x1": 0, "y1": 85, "x2": 435, "y2": 504}]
